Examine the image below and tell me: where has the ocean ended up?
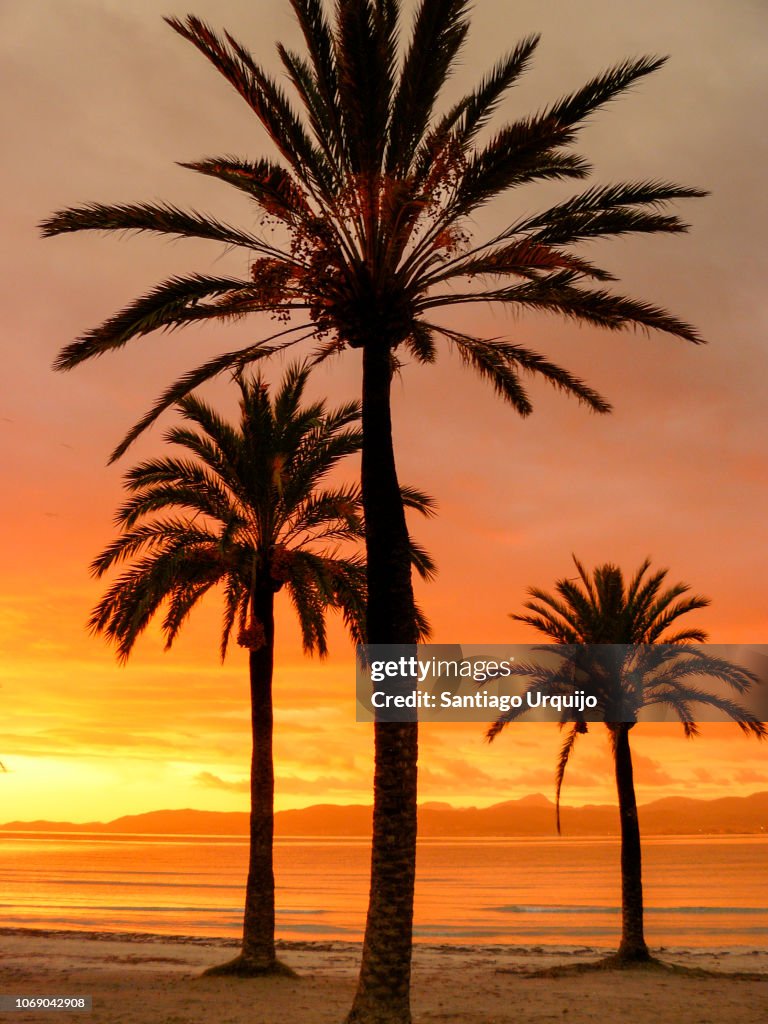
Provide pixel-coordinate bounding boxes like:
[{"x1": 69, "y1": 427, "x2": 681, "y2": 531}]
[{"x1": 0, "y1": 832, "x2": 766, "y2": 948}]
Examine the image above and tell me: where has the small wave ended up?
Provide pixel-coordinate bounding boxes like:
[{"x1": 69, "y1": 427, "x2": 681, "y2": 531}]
[
  {"x1": 13, "y1": 879, "x2": 242, "y2": 890},
  {"x1": 414, "y1": 925, "x2": 618, "y2": 938},
  {"x1": 650, "y1": 907, "x2": 768, "y2": 916},
  {"x1": 278, "y1": 922, "x2": 356, "y2": 935},
  {"x1": 0, "y1": 902, "x2": 328, "y2": 916},
  {"x1": 489, "y1": 905, "x2": 612, "y2": 915},
  {"x1": 488, "y1": 904, "x2": 768, "y2": 916}
]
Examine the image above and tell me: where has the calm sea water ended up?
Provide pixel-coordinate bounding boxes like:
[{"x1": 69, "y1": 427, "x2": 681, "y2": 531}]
[{"x1": 0, "y1": 833, "x2": 766, "y2": 948}]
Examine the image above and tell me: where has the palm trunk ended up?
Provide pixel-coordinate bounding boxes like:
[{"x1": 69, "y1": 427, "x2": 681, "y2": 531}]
[
  {"x1": 613, "y1": 723, "x2": 650, "y2": 961},
  {"x1": 206, "y1": 582, "x2": 293, "y2": 976},
  {"x1": 346, "y1": 341, "x2": 419, "y2": 1024}
]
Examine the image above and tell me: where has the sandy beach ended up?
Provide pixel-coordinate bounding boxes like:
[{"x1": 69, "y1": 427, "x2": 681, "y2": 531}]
[{"x1": 0, "y1": 928, "x2": 766, "y2": 1023}]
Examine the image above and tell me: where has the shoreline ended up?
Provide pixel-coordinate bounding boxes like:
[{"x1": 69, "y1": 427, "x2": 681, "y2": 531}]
[{"x1": 1, "y1": 924, "x2": 767, "y2": 967}]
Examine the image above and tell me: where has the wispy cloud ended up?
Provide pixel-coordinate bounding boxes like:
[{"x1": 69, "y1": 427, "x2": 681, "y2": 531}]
[{"x1": 195, "y1": 771, "x2": 249, "y2": 793}]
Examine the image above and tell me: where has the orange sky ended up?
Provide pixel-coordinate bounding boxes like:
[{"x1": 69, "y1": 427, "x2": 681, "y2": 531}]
[{"x1": 1, "y1": 0, "x2": 767, "y2": 823}]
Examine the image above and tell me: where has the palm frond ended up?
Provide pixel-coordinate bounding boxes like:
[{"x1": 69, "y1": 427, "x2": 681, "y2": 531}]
[
  {"x1": 555, "y1": 722, "x2": 587, "y2": 834},
  {"x1": 644, "y1": 683, "x2": 766, "y2": 738},
  {"x1": 322, "y1": 553, "x2": 368, "y2": 647},
  {"x1": 455, "y1": 139, "x2": 590, "y2": 217},
  {"x1": 165, "y1": 16, "x2": 334, "y2": 194},
  {"x1": 408, "y1": 537, "x2": 437, "y2": 581},
  {"x1": 334, "y1": 0, "x2": 395, "y2": 173},
  {"x1": 277, "y1": 45, "x2": 340, "y2": 168},
  {"x1": 400, "y1": 485, "x2": 437, "y2": 518},
  {"x1": 288, "y1": 0, "x2": 360, "y2": 184},
  {"x1": 164, "y1": 414, "x2": 245, "y2": 484},
  {"x1": 453, "y1": 35, "x2": 541, "y2": 146},
  {"x1": 220, "y1": 578, "x2": 246, "y2": 662},
  {"x1": 41, "y1": 200, "x2": 272, "y2": 252},
  {"x1": 180, "y1": 156, "x2": 312, "y2": 222},
  {"x1": 441, "y1": 57, "x2": 676, "y2": 221},
  {"x1": 286, "y1": 485, "x2": 364, "y2": 542},
  {"x1": 285, "y1": 551, "x2": 330, "y2": 655},
  {"x1": 108, "y1": 326, "x2": 314, "y2": 463},
  {"x1": 409, "y1": 33, "x2": 539, "y2": 198},
  {"x1": 432, "y1": 325, "x2": 611, "y2": 414},
  {"x1": 414, "y1": 599, "x2": 432, "y2": 643},
  {"x1": 289, "y1": 0, "x2": 342, "y2": 144},
  {"x1": 498, "y1": 181, "x2": 707, "y2": 247},
  {"x1": 53, "y1": 275, "x2": 253, "y2": 371},
  {"x1": 116, "y1": 477, "x2": 239, "y2": 534},
  {"x1": 546, "y1": 55, "x2": 668, "y2": 127},
  {"x1": 91, "y1": 519, "x2": 220, "y2": 576},
  {"x1": 386, "y1": 0, "x2": 471, "y2": 172},
  {"x1": 404, "y1": 321, "x2": 437, "y2": 363},
  {"x1": 438, "y1": 327, "x2": 533, "y2": 414},
  {"x1": 486, "y1": 672, "x2": 554, "y2": 740},
  {"x1": 90, "y1": 542, "x2": 222, "y2": 661},
  {"x1": 427, "y1": 239, "x2": 617, "y2": 286},
  {"x1": 643, "y1": 595, "x2": 711, "y2": 642},
  {"x1": 424, "y1": 273, "x2": 703, "y2": 344},
  {"x1": 162, "y1": 575, "x2": 219, "y2": 648},
  {"x1": 554, "y1": 578, "x2": 604, "y2": 635}
]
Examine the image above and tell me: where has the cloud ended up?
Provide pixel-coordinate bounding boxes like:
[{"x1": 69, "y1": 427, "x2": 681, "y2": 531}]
[
  {"x1": 734, "y1": 769, "x2": 768, "y2": 785},
  {"x1": 629, "y1": 753, "x2": 675, "y2": 787},
  {"x1": 195, "y1": 771, "x2": 249, "y2": 793}
]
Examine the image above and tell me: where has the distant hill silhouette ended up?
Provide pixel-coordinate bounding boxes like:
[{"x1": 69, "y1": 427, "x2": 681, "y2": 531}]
[{"x1": 2, "y1": 792, "x2": 768, "y2": 837}]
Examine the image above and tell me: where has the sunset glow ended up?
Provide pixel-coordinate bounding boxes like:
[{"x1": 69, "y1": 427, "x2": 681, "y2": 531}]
[{"x1": 2, "y1": 0, "x2": 767, "y2": 827}]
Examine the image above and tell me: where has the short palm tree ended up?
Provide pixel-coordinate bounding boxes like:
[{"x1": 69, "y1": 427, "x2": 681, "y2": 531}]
[
  {"x1": 489, "y1": 558, "x2": 765, "y2": 963},
  {"x1": 91, "y1": 363, "x2": 432, "y2": 976},
  {"x1": 42, "y1": 4, "x2": 708, "y2": 1018}
]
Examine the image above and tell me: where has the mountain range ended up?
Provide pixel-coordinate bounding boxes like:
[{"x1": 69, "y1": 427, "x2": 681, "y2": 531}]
[{"x1": 2, "y1": 791, "x2": 767, "y2": 837}]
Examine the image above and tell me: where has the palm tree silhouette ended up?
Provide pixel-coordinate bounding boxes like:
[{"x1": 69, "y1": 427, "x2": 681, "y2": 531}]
[
  {"x1": 489, "y1": 558, "x2": 765, "y2": 963},
  {"x1": 42, "y1": 4, "x2": 708, "y2": 1017},
  {"x1": 91, "y1": 363, "x2": 432, "y2": 976}
]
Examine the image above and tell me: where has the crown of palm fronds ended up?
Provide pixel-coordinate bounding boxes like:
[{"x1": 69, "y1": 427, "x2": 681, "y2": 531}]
[
  {"x1": 488, "y1": 557, "x2": 766, "y2": 830},
  {"x1": 41, "y1": 1, "x2": 707, "y2": 460},
  {"x1": 91, "y1": 361, "x2": 435, "y2": 661}
]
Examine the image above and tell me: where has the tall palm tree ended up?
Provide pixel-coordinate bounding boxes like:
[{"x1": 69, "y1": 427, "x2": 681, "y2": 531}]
[
  {"x1": 41, "y1": 4, "x2": 708, "y2": 1018},
  {"x1": 489, "y1": 558, "x2": 766, "y2": 963},
  {"x1": 91, "y1": 363, "x2": 433, "y2": 976}
]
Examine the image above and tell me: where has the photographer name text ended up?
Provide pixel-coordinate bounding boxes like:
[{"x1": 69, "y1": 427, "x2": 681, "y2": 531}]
[{"x1": 370, "y1": 690, "x2": 598, "y2": 712}]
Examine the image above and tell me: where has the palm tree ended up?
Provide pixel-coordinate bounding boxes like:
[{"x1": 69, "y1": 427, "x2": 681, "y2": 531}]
[
  {"x1": 489, "y1": 558, "x2": 766, "y2": 963},
  {"x1": 41, "y1": 4, "x2": 708, "y2": 1018},
  {"x1": 90, "y1": 362, "x2": 432, "y2": 976}
]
